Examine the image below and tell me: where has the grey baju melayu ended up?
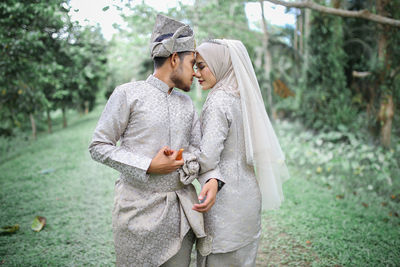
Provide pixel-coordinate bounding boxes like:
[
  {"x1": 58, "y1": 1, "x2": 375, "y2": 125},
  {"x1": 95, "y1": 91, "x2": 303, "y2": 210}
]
[
  {"x1": 197, "y1": 89, "x2": 262, "y2": 267},
  {"x1": 89, "y1": 75, "x2": 207, "y2": 266}
]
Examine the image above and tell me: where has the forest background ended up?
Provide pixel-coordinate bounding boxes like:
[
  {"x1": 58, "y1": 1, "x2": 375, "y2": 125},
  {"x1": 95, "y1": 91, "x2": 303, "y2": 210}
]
[{"x1": 1, "y1": 0, "x2": 399, "y2": 266}]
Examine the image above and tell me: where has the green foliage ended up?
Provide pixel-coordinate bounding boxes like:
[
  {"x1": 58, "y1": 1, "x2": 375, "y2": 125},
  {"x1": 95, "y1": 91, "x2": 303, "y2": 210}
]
[
  {"x1": 0, "y1": 0, "x2": 108, "y2": 136},
  {"x1": 0, "y1": 0, "x2": 67, "y2": 132},
  {"x1": 301, "y1": 12, "x2": 357, "y2": 130},
  {"x1": 278, "y1": 119, "x2": 400, "y2": 198},
  {"x1": 272, "y1": 119, "x2": 400, "y2": 266},
  {"x1": 104, "y1": 3, "x2": 158, "y2": 98}
]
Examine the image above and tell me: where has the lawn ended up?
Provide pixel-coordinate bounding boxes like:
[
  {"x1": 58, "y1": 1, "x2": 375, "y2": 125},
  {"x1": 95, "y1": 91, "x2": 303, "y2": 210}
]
[{"x1": 0, "y1": 105, "x2": 399, "y2": 266}]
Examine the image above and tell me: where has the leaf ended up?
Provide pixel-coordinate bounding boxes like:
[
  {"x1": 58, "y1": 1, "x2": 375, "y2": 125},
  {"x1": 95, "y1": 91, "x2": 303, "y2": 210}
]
[
  {"x1": 336, "y1": 194, "x2": 344, "y2": 199},
  {"x1": 40, "y1": 168, "x2": 55, "y2": 175},
  {"x1": 102, "y1": 6, "x2": 110, "y2": 11},
  {"x1": 362, "y1": 202, "x2": 368, "y2": 208},
  {"x1": 0, "y1": 224, "x2": 19, "y2": 235},
  {"x1": 31, "y1": 216, "x2": 46, "y2": 232}
]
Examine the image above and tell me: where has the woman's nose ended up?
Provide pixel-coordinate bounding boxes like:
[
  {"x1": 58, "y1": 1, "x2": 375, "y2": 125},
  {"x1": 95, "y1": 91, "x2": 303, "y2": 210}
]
[{"x1": 194, "y1": 70, "x2": 201, "y2": 78}]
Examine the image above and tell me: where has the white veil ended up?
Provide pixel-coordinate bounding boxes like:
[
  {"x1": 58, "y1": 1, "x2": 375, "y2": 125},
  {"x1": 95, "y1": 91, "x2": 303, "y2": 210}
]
[{"x1": 218, "y1": 39, "x2": 290, "y2": 210}]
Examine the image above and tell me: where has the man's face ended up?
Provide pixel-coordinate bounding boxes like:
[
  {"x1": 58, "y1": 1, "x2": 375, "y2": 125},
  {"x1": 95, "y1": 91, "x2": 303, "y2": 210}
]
[{"x1": 170, "y1": 52, "x2": 196, "y2": 92}]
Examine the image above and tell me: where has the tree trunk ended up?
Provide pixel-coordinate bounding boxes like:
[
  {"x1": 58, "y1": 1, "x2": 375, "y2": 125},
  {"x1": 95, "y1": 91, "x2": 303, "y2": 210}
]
[
  {"x1": 259, "y1": 0, "x2": 274, "y2": 118},
  {"x1": 84, "y1": 101, "x2": 89, "y2": 115},
  {"x1": 47, "y1": 109, "x2": 52, "y2": 134},
  {"x1": 379, "y1": 95, "x2": 394, "y2": 148},
  {"x1": 294, "y1": 12, "x2": 299, "y2": 51},
  {"x1": 298, "y1": 11, "x2": 303, "y2": 54},
  {"x1": 29, "y1": 113, "x2": 37, "y2": 140},
  {"x1": 303, "y1": 8, "x2": 310, "y2": 76},
  {"x1": 295, "y1": 8, "x2": 310, "y2": 110},
  {"x1": 62, "y1": 107, "x2": 67, "y2": 128},
  {"x1": 376, "y1": 0, "x2": 392, "y2": 148}
]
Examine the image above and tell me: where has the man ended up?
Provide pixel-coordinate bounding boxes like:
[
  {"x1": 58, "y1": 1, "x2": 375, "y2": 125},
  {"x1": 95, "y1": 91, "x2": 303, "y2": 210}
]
[{"x1": 89, "y1": 14, "x2": 216, "y2": 266}]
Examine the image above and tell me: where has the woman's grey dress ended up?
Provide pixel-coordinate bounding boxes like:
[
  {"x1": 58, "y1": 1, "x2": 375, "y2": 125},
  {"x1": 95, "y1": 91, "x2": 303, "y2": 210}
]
[{"x1": 197, "y1": 89, "x2": 262, "y2": 266}]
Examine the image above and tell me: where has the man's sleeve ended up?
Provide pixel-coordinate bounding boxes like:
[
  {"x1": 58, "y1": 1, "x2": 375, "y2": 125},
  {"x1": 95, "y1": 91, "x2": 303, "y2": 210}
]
[{"x1": 88, "y1": 86, "x2": 152, "y2": 182}]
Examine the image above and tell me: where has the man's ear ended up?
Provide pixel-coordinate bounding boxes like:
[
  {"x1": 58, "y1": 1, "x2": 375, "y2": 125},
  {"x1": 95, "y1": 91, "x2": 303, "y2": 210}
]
[{"x1": 170, "y1": 52, "x2": 180, "y2": 69}]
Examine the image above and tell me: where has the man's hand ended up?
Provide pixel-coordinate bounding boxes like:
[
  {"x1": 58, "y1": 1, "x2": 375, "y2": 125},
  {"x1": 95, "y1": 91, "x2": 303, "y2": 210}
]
[
  {"x1": 192, "y1": 178, "x2": 218, "y2": 213},
  {"x1": 147, "y1": 146, "x2": 184, "y2": 174}
]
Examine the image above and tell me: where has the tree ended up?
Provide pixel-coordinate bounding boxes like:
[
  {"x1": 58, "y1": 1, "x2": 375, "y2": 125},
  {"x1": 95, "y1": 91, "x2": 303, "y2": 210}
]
[
  {"x1": 262, "y1": 0, "x2": 400, "y2": 147},
  {"x1": 0, "y1": 0, "x2": 68, "y2": 138},
  {"x1": 0, "y1": 0, "x2": 108, "y2": 137}
]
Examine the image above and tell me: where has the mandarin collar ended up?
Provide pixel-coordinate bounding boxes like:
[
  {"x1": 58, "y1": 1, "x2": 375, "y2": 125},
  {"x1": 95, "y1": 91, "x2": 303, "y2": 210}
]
[{"x1": 146, "y1": 75, "x2": 173, "y2": 94}]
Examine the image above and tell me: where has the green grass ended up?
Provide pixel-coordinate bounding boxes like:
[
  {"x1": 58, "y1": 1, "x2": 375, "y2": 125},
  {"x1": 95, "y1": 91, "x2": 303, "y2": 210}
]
[
  {"x1": 259, "y1": 169, "x2": 400, "y2": 266},
  {"x1": 256, "y1": 121, "x2": 400, "y2": 266},
  {"x1": 0, "y1": 106, "x2": 117, "y2": 266},
  {"x1": 1, "y1": 105, "x2": 399, "y2": 266}
]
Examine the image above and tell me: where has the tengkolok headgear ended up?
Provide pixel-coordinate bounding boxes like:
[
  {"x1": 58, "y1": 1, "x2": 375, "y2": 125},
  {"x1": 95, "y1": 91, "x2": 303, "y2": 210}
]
[{"x1": 150, "y1": 14, "x2": 195, "y2": 59}]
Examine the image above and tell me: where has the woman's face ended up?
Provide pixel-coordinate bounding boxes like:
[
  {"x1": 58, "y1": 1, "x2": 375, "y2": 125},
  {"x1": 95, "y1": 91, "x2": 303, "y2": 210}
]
[{"x1": 195, "y1": 54, "x2": 217, "y2": 90}]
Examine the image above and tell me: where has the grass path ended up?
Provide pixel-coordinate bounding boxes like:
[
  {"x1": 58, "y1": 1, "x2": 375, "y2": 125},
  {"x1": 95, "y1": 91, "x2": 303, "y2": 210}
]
[{"x1": 1, "y1": 107, "x2": 399, "y2": 266}]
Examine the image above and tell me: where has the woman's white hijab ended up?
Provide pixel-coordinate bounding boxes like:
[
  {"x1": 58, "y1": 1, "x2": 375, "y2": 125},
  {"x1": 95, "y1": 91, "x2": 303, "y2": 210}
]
[
  {"x1": 197, "y1": 39, "x2": 290, "y2": 211},
  {"x1": 196, "y1": 40, "x2": 239, "y2": 98}
]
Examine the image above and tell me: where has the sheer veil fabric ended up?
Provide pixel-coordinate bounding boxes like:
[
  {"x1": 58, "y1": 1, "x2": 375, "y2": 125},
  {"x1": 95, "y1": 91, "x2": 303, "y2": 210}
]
[{"x1": 197, "y1": 39, "x2": 290, "y2": 210}]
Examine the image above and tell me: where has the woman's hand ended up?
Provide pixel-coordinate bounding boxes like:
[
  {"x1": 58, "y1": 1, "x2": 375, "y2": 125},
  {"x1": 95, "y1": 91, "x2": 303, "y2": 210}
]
[{"x1": 192, "y1": 178, "x2": 218, "y2": 213}]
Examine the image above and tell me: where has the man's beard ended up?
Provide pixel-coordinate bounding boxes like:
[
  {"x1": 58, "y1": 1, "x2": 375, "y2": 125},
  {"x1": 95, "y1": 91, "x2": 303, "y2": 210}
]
[{"x1": 170, "y1": 67, "x2": 191, "y2": 92}]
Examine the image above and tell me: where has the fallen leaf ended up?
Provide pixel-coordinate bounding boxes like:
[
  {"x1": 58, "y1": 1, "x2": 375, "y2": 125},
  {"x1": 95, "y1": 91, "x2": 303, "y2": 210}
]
[
  {"x1": 391, "y1": 195, "x2": 396, "y2": 199},
  {"x1": 394, "y1": 212, "x2": 399, "y2": 217},
  {"x1": 31, "y1": 216, "x2": 46, "y2": 232},
  {"x1": 0, "y1": 224, "x2": 19, "y2": 235},
  {"x1": 336, "y1": 195, "x2": 344, "y2": 199},
  {"x1": 40, "y1": 168, "x2": 55, "y2": 175},
  {"x1": 389, "y1": 212, "x2": 393, "y2": 217},
  {"x1": 381, "y1": 202, "x2": 387, "y2": 206},
  {"x1": 362, "y1": 202, "x2": 368, "y2": 208},
  {"x1": 306, "y1": 240, "x2": 311, "y2": 245}
]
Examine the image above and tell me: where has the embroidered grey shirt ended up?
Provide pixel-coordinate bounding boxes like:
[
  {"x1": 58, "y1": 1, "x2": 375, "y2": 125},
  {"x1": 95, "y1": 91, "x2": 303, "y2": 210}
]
[{"x1": 89, "y1": 75, "x2": 207, "y2": 266}]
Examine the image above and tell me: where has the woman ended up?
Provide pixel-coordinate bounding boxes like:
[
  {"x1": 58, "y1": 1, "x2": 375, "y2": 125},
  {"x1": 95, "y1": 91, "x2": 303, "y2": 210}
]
[{"x1": 192, "y1": 39, "x2": 289, "y2": 266}]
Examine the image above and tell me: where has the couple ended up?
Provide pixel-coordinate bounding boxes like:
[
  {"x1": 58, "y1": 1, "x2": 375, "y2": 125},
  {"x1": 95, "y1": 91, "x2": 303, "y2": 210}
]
[{"x1": 89, "y1": 14, "x2": 289, "y2": 267}]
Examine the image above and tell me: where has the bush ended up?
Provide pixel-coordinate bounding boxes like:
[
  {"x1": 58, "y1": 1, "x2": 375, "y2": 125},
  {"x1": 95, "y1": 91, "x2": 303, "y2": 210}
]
[{"x1": 276, "y1": 119, "x2": 400, "y2": 197}]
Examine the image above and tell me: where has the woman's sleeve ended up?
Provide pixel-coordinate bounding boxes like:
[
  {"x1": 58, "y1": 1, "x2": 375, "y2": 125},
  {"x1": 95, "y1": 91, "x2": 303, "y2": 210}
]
[
  {"x1": 88, "y1": 86, "x2": 152, "y2": 182},
  {"x1": 197, "y1": 93, "x2": 230, "y2": 186}
]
